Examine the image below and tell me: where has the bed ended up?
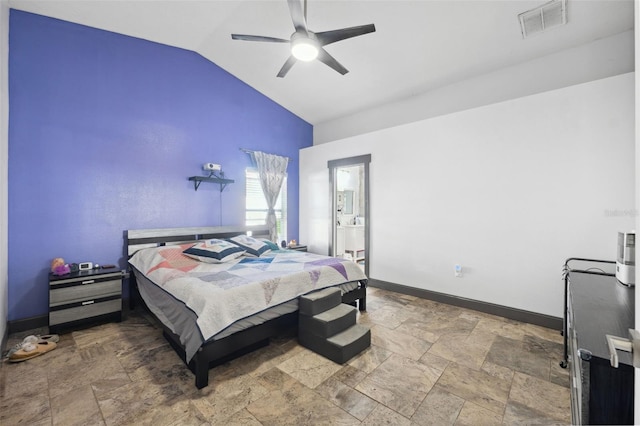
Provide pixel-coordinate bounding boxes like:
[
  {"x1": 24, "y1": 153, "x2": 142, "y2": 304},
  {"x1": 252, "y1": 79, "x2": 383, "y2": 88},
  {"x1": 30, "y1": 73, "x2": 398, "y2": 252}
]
[{"x1": 126, "y1": 225, "x2": 368, "y2": 389}]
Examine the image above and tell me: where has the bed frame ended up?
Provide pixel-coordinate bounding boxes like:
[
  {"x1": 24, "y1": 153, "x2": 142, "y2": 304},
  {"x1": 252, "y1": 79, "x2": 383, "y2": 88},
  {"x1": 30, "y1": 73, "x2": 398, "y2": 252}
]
[{"x1": 126, "y1": 225, "x2": 367, "y2": 389}]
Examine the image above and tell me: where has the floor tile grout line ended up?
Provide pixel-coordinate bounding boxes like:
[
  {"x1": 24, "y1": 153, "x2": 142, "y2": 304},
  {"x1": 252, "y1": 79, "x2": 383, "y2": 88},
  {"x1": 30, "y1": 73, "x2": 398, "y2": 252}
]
[
  {"x1": 310, "y1": 382, "x2": 365, "y2": 424},
  {"x1": 90, "y1": 377, "x2": 108, "y2": 426}
]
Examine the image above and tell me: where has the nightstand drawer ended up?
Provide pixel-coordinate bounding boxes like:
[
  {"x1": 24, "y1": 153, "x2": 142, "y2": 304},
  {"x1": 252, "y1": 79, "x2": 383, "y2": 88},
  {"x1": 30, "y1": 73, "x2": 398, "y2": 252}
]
[
  {"x1": 49, "y1": 268, "x2": 125, "y2": 332},
  {"x1": 49, "y1": 298, "x2": 121, "y2": 326},
  {"x1": 50, "y1": 279, "x2": 121, "y2": 306}
]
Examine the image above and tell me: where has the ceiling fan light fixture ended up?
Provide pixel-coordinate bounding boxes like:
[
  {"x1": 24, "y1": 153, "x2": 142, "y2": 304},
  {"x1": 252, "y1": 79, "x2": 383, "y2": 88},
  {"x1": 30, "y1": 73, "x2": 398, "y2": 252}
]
[
  {"x1": 291, "y1": 37, "x2": 318, "y2": 61},
  {"x1": 231, "y1": 0, "x2": 376, "y2": 77}
]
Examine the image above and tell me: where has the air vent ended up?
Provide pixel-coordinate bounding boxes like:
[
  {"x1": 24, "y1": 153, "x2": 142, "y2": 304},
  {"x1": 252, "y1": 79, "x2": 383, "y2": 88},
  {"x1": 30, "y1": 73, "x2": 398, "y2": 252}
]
[{"x1": 518, "y1": 0, "x2": 567, "y2": 39}]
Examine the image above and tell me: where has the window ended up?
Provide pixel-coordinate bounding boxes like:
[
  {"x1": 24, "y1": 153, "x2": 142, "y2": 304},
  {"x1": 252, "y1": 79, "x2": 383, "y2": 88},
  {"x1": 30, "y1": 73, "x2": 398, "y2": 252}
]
[{"x1": 245, "y1": 168, "x2": 287, "y2": 242}]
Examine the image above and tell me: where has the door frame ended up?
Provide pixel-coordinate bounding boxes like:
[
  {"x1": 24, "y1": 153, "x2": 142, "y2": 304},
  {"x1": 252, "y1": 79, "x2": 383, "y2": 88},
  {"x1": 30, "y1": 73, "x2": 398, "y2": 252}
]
[{"x1": 328, "y1": 154, "x2": 371, "y2": 277}]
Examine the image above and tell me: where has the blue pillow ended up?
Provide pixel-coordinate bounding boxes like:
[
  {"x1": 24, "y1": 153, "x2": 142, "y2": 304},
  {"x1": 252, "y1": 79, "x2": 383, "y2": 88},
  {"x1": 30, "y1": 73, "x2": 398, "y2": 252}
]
[
  {"x1": 183, "y1": 239, "x2": 244, "y2": 263},
  {"x1": 228, "y1": 235, "x2": 271, "y2": 257},
  {"x1": 260, "y1": 238, "x2": 280, "y2": 251}
]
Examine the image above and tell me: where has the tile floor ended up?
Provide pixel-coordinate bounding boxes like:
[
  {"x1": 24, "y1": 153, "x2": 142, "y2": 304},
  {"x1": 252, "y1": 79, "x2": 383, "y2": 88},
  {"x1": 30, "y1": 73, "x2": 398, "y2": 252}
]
[{"x1": 0, "y1": 287, "x2": 570, "y2": 425}]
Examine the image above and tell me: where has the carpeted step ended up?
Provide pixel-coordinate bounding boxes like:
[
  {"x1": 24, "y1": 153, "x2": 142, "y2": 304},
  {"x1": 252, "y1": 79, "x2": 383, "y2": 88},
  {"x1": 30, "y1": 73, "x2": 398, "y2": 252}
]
[
  {"x1": 299, "y1": 324, "x2": 371, "y2": 364},
  {"x1": 299, "y1": 287, "x2": 342, "y2": 316},
  {"x1": 299, "y1": 303, "x2": 356, "y2": 338}
]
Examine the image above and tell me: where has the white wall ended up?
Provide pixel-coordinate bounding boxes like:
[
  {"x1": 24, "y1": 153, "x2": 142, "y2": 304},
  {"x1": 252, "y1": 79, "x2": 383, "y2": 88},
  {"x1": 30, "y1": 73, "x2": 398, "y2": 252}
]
[
  {"x1": 315, "y1": 30, "x2": 634, "y2": 145},
  {"x1": 1, "y1": 0, "x2": 9, "y2": 341},
  {"x1": 301, "y1": 73, "x2": 635, "y2": 318}
]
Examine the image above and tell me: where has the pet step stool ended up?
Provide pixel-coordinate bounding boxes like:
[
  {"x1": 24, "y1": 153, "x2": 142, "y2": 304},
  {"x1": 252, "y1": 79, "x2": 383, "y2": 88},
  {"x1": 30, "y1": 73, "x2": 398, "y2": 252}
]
[
  {"x1": 299, "y1": 303, "x2": 357, "y2": 338},
  {"x1": 299, "y1": 324, "x2": 371, "y2": 365},
  {"x1": 298, "y1": 287, "x2": 371, "y2": 364},
  {"x1": 299, "y1": 287, "x2": 343, "y2": 316}
]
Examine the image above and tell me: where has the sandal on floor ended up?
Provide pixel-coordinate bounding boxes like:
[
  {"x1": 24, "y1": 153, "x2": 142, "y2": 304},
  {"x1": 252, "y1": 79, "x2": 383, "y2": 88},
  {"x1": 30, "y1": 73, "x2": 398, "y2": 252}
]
[
  {"x1": 8, "y1": 341, "x2": 57, "y2": 362},
  {"x1": 37, "y1": 334, "x2": 60, "y2": 344},
  {"x1": 4, "y1": 335, "x2": 39, "y2": 359},
  {"x1": 5, "y1": 334, "x2": 59, "y2": 359}
]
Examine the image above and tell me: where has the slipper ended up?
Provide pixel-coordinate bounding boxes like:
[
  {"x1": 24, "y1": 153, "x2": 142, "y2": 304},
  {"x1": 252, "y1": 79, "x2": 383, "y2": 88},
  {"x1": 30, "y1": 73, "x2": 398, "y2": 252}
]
[
  {"x1": 4, "y1": 334, "x2": 59, "y2": 359},
  {"x1": 4, "y1": 335, "x2": 39, "y2": 359},
  {"x1": 37, "y1": 334, "x2": 60, "y2": 344},
  {"x1": 8, "y1": 341, "x2": 57, "y2": 362}
]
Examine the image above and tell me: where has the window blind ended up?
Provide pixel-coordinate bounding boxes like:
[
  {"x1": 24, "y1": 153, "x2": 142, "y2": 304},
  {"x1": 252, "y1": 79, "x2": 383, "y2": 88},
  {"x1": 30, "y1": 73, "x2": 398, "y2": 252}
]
[{"x1": 245, "y1": 169, "x2": 287, "y2": 241}]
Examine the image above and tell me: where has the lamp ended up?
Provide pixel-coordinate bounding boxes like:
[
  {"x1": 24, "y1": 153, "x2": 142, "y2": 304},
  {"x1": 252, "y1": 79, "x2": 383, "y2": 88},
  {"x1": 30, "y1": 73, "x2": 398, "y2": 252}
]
[{"x1": 291, "y1": 34, "x2": 318, "y2": 62}]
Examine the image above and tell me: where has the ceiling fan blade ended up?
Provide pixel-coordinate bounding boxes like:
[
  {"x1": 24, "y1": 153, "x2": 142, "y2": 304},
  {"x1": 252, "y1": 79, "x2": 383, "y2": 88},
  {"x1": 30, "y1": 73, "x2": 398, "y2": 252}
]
[
  {"x1": 315, "y1": 24, "x2": 376, "y2": 46},
  {"x1": 277, "y1": 56, "x2": 297, "y2": 78},
  {"x1": 317, "y1": 48, "x2": 348, "y2": 75},
  {"x1": 287, "y1": 0, "x2": 308, "y2": 34},
  {"x1": 231, "y1": 34, "x2": 289, "y2": 43}
]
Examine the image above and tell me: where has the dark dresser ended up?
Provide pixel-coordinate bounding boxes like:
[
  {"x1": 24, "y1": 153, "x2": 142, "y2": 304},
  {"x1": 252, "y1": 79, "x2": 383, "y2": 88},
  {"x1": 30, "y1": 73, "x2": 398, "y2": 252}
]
[
  {"x1": 567, "y1": 271, "x2": 634, "y2": 424},
  {"x1": 49, "y1": 268, "x2": 126, "y2": 333}
]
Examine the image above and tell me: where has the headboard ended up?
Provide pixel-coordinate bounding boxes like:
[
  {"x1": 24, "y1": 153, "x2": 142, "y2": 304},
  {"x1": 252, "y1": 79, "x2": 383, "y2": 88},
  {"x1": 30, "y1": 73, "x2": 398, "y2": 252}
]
[{"x1": 126, "y1": 225, "x2": 271, "y2": 257}]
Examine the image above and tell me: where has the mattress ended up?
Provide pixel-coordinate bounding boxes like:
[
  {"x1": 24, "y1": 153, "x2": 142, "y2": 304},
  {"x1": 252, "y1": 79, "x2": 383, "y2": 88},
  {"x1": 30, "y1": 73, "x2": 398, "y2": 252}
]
[{"x1": 129, "y1": 245, "x2": 366, "y2": 361}]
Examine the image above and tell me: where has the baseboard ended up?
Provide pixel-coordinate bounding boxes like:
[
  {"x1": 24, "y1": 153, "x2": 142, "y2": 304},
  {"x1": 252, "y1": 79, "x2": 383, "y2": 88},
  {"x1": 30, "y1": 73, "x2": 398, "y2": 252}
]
[
  {"x1": 5, "y1": 284, "x2": 560, "y2": 334},
  {"x1": 0, "y1": 324, "x2": 6, "y2": 395},
  {"x1": 7, "y1": 314, "x2": 48, "y2": 334},
  {"x1": 1, "y1": 323, "x2": 7, "y2": 355},
  {"x1": 368, "y1": 278, "x2": 562, "y2": 330}
]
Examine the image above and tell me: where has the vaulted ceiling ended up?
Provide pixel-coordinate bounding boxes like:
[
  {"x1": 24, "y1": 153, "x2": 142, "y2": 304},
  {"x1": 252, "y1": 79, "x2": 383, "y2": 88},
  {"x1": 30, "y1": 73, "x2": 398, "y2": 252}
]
[{"x1": 8, "y1": 0, "x2": 634, "y2": 124}]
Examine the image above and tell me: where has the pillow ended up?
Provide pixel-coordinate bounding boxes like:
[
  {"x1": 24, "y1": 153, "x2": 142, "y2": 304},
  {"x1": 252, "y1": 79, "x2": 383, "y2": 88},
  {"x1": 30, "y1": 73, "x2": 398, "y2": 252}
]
[
  {"x1": 228, "y1": 235, "x2": 271, "y2": 257},
  {"x1": 183, "y1": 239, "x2": 245, "y2": 263},
  {"x1": 260, "y1": 238, "x2": 280, "y2": 251}
]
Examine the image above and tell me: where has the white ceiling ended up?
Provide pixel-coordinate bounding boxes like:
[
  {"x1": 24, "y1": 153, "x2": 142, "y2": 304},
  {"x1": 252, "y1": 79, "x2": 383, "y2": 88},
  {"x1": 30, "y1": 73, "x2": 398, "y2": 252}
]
[{"x1": 8, "y1": 0, "x2": 634, "y2": 125}]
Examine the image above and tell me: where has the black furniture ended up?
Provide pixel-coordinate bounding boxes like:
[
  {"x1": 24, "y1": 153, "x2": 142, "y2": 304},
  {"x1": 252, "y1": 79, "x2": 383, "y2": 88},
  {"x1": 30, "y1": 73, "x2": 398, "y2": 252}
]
[
  {"x1": 49, "y1": 268, "x2": 125, "y2": 333},
  {"x1": 287, "y1": 244, "x2": 307, "y2": 252},
  {"x1": 126, "y1": 225, "x2": 367, "y2": 389},
  {"x1": 565, "y1": 265, "x2": 634, "y2": 425}
]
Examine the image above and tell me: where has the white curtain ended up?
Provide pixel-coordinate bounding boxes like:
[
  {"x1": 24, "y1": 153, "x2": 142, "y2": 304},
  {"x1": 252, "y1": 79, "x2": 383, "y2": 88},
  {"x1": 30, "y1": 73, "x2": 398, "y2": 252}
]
[{"x1": 251, "y1": 151, "x2": 289, "y2": 242}]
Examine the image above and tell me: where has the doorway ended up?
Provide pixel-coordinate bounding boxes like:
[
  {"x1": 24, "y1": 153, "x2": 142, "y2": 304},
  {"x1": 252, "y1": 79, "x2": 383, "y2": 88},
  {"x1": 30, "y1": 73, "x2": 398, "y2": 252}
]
[{"x1": 328, "y1": 155, "x2": 371, "y2": 277}]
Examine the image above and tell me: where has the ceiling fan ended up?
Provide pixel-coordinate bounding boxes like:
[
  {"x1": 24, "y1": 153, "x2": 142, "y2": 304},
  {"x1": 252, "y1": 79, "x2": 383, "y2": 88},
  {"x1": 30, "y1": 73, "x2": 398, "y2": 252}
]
[{"x1": 231, "y1": 0, "x2": 376, "y2": 78}]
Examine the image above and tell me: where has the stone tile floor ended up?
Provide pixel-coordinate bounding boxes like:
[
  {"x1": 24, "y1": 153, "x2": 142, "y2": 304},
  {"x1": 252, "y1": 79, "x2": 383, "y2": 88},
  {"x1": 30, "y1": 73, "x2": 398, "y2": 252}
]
[{"x1": 0, "y1": 287, "x2": 570, "y2": 425}]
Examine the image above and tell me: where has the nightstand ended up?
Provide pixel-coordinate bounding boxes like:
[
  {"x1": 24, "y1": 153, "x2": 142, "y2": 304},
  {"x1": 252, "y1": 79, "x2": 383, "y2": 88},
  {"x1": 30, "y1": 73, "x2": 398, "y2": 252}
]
[
  {"x1": 287, "y1": 245, "x2": 307, "y2": 252},
  {"x1": 49, "y1": 268, "x2": 126, "y2": 333}
]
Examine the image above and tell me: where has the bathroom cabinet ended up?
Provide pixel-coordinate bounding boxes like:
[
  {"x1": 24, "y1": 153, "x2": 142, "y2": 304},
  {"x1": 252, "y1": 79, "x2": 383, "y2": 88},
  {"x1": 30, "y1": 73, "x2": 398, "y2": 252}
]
[{"x1": 343, "y1": 225, "x2": 365, "y2": 262}]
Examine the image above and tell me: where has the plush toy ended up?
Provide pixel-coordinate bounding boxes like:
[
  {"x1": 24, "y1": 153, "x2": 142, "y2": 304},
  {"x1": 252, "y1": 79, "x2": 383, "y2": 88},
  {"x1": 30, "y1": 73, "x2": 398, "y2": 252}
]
[
  {"x1": 52, "y1": 264, "x2": 70, "y2": 276},
  {"x1": 51, "y1": 258, "x2": 70, "y2": 276},
  {"x1": 50, "y1": 258, "x2": 65, "y2": 273}
]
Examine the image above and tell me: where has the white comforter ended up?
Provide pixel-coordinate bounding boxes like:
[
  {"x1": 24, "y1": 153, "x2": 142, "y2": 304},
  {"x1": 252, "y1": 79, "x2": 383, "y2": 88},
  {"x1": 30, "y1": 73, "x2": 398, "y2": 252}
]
[{"x1": 129, "y1": 244, "x2": 367, "y2": 343}]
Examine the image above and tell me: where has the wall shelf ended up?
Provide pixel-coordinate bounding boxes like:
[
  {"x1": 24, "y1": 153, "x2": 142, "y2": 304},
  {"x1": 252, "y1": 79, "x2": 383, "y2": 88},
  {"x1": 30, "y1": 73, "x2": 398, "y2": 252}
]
[{"x1": 188, "y1": 173, "x2": 234, "y2": 192}]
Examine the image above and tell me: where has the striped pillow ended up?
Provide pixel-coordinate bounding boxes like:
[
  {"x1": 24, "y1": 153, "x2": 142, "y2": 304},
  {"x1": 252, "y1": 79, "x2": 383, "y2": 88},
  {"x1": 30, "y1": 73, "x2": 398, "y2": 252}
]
[
  {"x1": 183, "y1": 239, "x2": 244, "y2": 263},
  {"x1": 228, "y1": 235, "x2": 271, "y2": 257}
]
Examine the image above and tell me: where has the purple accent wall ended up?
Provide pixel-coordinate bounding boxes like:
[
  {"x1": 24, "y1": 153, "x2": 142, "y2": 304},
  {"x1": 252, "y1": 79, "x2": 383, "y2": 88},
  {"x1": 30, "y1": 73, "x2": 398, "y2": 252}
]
[{"x1": 8, "y1": 10, "x2": 312, "y2": 321}]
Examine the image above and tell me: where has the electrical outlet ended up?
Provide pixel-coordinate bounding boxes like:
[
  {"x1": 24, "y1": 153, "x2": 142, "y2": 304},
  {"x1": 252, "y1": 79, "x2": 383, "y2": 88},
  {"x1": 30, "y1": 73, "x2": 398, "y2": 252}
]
[{"x1": 454, "y1": 264, "x2": 462, "y2": 277}]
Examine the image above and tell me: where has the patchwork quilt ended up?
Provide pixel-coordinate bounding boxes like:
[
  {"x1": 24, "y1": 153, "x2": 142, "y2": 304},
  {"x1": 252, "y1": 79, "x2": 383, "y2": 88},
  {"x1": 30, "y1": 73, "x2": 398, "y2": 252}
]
[{"x1": 128, "y1": 244, "x2": 367, "y2": 344}]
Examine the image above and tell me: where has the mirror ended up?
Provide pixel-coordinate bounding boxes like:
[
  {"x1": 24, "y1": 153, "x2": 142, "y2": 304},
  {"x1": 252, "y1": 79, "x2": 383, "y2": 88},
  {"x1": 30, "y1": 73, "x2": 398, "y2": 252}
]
[{"x1": 342, "y1": 190, "x2": 354, "y2": 215}]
